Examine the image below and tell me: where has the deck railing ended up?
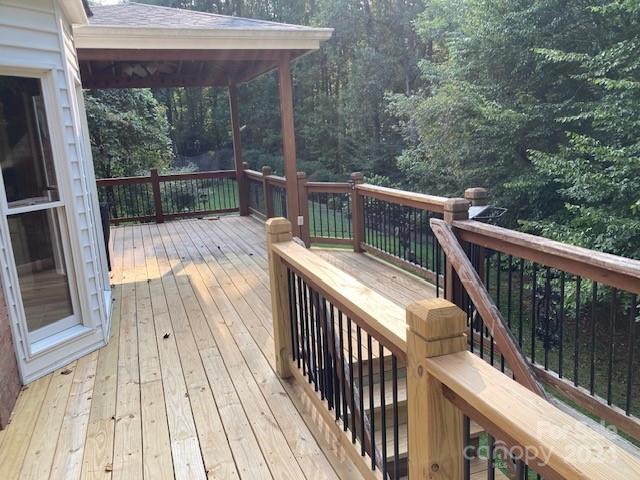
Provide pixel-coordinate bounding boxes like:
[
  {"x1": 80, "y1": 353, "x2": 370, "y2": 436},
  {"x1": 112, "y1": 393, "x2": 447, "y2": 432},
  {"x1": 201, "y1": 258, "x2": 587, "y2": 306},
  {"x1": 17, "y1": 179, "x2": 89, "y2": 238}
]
[
  {"x1": 266, "y1": 217, "x2": 640, "y2": 479},
  {"x1": 96, "y1": 168, "x2": 238, "y2": 223},
  {"x1": 97, "y1": 166, "x2": 640, "y2": 441}
]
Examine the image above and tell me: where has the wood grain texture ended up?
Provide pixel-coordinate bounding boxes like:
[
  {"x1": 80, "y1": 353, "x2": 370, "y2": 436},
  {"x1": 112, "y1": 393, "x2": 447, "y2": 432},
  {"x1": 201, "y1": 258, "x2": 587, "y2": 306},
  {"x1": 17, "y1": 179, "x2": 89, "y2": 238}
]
[
  {"x1": 272, "y1": 240, "x2": 407, "y2": 357},
  {"x1": 427, "y1": 351, "x2": 640, "y2": 480},
  {"x1": 431, "y1": 218, "x2": 545, "y2": 397},
  {"x1": 453, "y1": 219, "x2": 640, "y2": 295}
]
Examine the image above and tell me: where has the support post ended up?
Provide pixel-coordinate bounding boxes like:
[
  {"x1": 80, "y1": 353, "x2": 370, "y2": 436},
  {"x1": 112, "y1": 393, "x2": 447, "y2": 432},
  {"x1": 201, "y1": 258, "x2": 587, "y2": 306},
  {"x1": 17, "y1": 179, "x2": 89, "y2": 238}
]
[
  {"x1": 464, "y1": 187, "x2": 488, "y2": 207},
  {"x1": 262, "y1": 166, "x2": 274, "y2": 219},
  {"x1": 266, "y1": 218, "x2": 294, "y2": 378},
  {"x1": 406, "y1": 298, "x2": 466, "y2": 479},
  {"x1": 296, "y1": 172, "x2": 311, "y2": 247},
  {"x1": 150, "y1": 168, "x2": 164, "y2": 224},
  {"x1": 277, "y1": 57, "x2": 300, "y2": 234},
  {"x1": 443, "y1": 198, "x2": 469, "y2": 305},
  {"x1": 350, "y1": 172, "x2": 365, "y2": 252},
  {"x1": 228, "y1": 83, "x2": 249, "y2": 215}
]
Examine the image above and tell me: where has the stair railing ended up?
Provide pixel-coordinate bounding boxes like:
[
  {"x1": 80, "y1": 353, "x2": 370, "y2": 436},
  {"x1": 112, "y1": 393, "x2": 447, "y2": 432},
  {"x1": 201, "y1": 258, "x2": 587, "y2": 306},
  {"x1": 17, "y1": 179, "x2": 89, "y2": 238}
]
[{"x1": 266, "y1": 217, "x2": 640, "y2": 480}]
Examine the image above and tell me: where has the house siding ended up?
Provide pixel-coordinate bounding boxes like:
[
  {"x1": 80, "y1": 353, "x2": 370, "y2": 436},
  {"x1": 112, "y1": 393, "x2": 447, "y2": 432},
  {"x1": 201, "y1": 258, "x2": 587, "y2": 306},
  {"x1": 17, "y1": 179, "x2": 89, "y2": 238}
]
[{"x1": 0, "y1": 0, "x2": 109, "y2": 386}]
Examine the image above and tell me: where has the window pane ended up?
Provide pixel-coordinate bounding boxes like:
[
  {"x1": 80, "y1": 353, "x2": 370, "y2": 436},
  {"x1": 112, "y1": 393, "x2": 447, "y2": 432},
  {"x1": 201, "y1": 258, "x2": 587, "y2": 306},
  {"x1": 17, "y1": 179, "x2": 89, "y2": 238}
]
[
  {"x1": 0, "y1": 76, "x2": 59, "y2": 207},
  {"x1": 8, "y1": 209, "x2": 74, "y2": 332}
]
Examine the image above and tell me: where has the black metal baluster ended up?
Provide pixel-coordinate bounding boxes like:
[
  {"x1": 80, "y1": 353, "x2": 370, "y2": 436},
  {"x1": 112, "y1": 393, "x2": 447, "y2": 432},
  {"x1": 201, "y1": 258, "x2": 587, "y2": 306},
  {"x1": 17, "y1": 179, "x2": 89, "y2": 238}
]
[
  {"x1": 607, "y1": 289, "x2": 617, "y2": 405},
  {"x1": 392, "y1": 354, "x2": 399, "y2": 480},
  {"x1": 287, "y1": 269, "x2": 298, "y2": 364},
  {"x1": 574, "y1": 276, "x2": 582, "y2": 386},
  {"x1": 302, "y1": 281, "x2": 311, "y2": 382},
  {"x1": 626, "y1": 295, "x2": 637, "y2": 415},
  {"x1": 314, "y1": 292, "x2": 325, "y2": 399},
  {"x1": 367, "y1": 334, "x2": 376, "y2": 470},
  {"x1": 357, "y1": 325, "x2": 365, "y2": 456},
  {"x1": 496, "y1": 252, "x2": 503, "y2": 371},
  {"x1": 339, "y1": 311, "x2": 348, "y2": 430},
  {"x1": 323, "y1": 299, "x2": 333, "y2": 408},
  {"x1": 330, "y1": 304, "x2": 341, "y2": 421},
  {"x1": 590, "y1": 282, "x2": 598, "y2": 395},
  {"x1": 531, "y1": 262, "x2": 538, "y2": 363},
  {"x1": 558, "y1": 272, "x2": 565, "y2": 378},
  {"x1": 348, "y1": 317, "x2": 356, "y2": 442},
  {"x1": 379, "y1": 343, "x2": 387, "y2": 479},
  {"x1": 309, "y1": 286, "x2": 319, "y2": 391},
  {"x1": 295, "y1": 275, "x2": 303, "y2": 369},
  {"x1": 319, "y1": 294, "x2": 328, "y2": 399},
  {"x1": 544, "y1": 266, "x2": 552, "y2": 370},
  {"x1": 487, "y1": 435, "x2": 495, "y2": 480},
  {"x1": 518, "y1": 259, "x2": 524, "y2": 347},
  {"x1": 463, "y1": 416, "x2": 471, "y2": 480}
]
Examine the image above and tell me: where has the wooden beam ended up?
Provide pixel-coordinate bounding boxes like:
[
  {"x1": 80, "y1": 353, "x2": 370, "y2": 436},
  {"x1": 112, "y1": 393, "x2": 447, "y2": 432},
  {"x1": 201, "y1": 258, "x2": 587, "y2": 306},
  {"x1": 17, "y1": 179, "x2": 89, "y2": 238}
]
[
  {"x1": 228, "y1": 83, "x2": 249, "y2": 216},
  {"x1": 277, "y1": 57, "x2": 300, "y2": 235},
  {"x1": 76, "y1": 48, "x2": 305, "y2": 62}
]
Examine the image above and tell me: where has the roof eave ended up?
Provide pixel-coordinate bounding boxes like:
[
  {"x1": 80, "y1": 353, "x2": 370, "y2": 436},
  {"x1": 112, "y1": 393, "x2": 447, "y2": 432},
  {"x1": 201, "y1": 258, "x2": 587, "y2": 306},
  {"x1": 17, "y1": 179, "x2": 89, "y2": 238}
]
[
  {"x1": 73, "y1": 25, "x2": 333, "y2": 51},
  {"x1": 59, "y1": 0, "x2": 88, "y2": 25}
]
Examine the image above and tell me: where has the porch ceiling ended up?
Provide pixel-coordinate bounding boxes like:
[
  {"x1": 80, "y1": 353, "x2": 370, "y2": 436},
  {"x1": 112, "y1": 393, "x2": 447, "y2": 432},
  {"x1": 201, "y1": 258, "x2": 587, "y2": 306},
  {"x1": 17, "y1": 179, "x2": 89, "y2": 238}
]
[{"x1": 74, "y1": 3, "x2": 332, "y2": 89}]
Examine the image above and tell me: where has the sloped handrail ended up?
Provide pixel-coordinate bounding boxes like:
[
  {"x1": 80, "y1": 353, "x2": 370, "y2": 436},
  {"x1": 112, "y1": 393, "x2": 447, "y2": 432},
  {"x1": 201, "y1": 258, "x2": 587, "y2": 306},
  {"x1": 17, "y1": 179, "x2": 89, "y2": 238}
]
[{"x1": 430, "y1": 218, "x2": 546, "y2": 397}]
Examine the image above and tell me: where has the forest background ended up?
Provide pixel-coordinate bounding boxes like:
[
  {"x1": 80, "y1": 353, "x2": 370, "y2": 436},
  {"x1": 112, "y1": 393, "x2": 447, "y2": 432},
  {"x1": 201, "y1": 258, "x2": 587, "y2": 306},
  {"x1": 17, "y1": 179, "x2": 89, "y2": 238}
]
[{"x1": 86, "y1": 0, "x2": 640, "y2": 258}]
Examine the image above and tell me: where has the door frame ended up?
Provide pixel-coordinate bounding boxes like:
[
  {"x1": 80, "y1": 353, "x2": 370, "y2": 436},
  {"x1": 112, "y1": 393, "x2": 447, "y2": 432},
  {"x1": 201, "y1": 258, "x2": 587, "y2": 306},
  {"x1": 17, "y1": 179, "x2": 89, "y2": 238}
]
[{"x1": 0, "y1": 64, "x2": 98, "y2": 369}]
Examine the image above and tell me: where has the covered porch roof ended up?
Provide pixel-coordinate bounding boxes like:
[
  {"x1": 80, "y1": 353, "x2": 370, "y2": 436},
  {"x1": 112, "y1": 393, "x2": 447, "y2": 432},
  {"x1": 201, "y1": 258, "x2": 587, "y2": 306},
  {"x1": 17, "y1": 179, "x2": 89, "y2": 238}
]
[{"x1": 73, "y1": 2, "x2": 333, "y2": 89}]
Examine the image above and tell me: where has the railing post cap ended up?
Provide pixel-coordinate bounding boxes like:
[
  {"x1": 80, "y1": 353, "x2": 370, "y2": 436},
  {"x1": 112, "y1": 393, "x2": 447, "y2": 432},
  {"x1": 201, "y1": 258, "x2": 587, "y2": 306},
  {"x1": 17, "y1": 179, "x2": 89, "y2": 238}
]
[
  {"x1": 296, "y1": 171, "x2": 307, "y2": 179},
  {"x1": 261, "y1": 165, "x2": 273, "y2": 175},
  {"x1": 350, "y1": 172, "x2": 364, "y2": 183},
  {"x1": 266, "y1": 217, "x2": 291, "y2": 235},
  {"x1": 464, "y1": 187, "x2": 489, "y2": 206},
  {"x1": 406, "y1": 298, "x2": 466, "y2": 340},
  {"x1": 444, "y1": 198, "x2": 470, "y2": 212},
  {"x1": 241, "y1": 161, "x2": 249, "y2": 169}
]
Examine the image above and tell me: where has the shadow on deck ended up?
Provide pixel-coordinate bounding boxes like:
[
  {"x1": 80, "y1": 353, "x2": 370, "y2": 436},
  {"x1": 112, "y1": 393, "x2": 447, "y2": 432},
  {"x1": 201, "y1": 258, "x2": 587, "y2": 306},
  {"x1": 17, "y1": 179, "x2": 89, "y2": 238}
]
[{"x1": 0, "y1": 215, "x2": 439, "y2": 480}]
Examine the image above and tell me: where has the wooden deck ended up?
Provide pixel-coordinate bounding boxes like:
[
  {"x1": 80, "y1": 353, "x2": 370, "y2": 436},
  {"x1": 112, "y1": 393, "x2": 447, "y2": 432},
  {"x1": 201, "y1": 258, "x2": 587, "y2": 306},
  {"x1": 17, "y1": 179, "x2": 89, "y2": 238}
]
[{"x1": 0, "y1": 215, "x2": 440, "y2": 480}]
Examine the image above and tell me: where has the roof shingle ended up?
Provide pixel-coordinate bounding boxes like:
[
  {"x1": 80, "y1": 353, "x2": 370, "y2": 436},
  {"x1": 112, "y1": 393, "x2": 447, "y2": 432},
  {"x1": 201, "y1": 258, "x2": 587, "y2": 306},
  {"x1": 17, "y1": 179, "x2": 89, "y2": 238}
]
[{"x1": 89, "y1": 2, "x2": 320, "y2": 31}]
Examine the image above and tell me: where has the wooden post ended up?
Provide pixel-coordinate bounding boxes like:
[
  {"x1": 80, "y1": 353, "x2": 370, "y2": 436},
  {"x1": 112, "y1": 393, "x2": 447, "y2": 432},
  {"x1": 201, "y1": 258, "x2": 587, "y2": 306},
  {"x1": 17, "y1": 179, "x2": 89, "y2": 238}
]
[
  {"x1": 464, "y1": 188, "x2": 488, "y2": 287},
  {"x1": 277, "y1": 56, "x2": 300, "y2": 233},
  {"x1": 266, "y1": 217, "x2": 294, "y2": 378},
  {"x1": 406, "y1": 298, "x2": 466, "y2": 479},
  {"x1": 150, "y1": 168, "x2": 164, "y2": 224},
  {"x1": 443, "y1": 198, "x2": 469, "y2": 304},
  {"x1": 296, "y1": 172, "x2": 311, "y2": 247},
  {"x1": 262, "y1": 166, "x2": 274, "y2": 219},
  {"x1": 350, "y1": 172, "x2": 365, "y2": 252},
  {"x1": 228, "y1": 83, "x2": 249, "y2": 216},
  {"x1": 464, "y1": 187, "x2": 488, "y2": 207}
]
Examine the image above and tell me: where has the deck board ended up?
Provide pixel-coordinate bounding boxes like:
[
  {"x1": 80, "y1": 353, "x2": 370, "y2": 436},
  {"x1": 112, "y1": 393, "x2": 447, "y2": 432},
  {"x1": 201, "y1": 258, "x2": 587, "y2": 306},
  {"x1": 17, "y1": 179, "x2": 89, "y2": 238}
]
[{"x1": 0, "y1": 215, "x2": 445, "y2": 480}]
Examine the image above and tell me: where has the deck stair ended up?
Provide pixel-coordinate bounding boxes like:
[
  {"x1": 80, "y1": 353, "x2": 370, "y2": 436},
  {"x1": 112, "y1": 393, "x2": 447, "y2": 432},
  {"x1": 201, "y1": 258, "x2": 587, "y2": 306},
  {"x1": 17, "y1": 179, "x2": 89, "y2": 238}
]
[{"x1": 349, "y1": 353, "x2": 507, "y2": 479}]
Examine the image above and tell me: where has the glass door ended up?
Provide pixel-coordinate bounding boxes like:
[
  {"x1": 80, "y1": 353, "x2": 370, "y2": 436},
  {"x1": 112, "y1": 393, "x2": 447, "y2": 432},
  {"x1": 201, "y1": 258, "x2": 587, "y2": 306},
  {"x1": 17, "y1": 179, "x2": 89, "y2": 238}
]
[{"x1": 0, "y1": 75, "x2": 80, "y2": 343}]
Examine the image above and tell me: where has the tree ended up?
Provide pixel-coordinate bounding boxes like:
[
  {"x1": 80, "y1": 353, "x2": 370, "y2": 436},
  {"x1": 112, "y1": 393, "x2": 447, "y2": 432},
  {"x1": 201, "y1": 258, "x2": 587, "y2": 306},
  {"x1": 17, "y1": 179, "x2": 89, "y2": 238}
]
[
  {"x1": 85, "y1": 89, "x2": 173, "y2": 178},
  {"x1": 525, "y1": 1, "x2": 640, "y2": 258}
]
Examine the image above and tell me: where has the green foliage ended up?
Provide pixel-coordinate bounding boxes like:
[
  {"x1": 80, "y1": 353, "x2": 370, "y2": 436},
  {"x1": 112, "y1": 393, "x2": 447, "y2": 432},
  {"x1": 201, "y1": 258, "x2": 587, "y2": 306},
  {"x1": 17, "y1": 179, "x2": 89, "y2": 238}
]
[
  {"x1": 392, "y1": 0, "x2": 640, "y2": 257},
  {"x1": 88, "y1": 0, "x2": 640, "y2": 259},
  {"x1": 85, "y1": 89, "x2": 173, "y2": 177}
]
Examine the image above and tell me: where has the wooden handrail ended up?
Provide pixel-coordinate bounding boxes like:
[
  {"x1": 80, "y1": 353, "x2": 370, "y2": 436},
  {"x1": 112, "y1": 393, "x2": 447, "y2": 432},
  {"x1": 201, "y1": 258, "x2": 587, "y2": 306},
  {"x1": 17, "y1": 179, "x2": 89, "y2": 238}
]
[
  {"x1": 244, "y1": 169, "x2": 263, "y2": 181},
  {"x1": 265, "y1": 174, "x2": 287, "y2": 186},
  {"x1": 306, "y1": 181, "x2": 351, "y2": 193},
  {"x1": 271, "y1": 239, "x2": 407, "y2": 358},
  {"x1": 157, "y1": 170, "x2": 236, "y2": 181},
  {"x1": 430, "y1": 219, "x2": 545, "y2": 397},
  {"x1": 96, "y1": 175, "x2": 151, "y2": 186},
  {"x1": 356, "y1": 183, "x2": 448, "y2": 213},
  {"x1": 453, "y1": 220, "x2": 640, "y2": 295},
  {"x1": 426, "y1": 351, "x2": 640, "y2": 479}
]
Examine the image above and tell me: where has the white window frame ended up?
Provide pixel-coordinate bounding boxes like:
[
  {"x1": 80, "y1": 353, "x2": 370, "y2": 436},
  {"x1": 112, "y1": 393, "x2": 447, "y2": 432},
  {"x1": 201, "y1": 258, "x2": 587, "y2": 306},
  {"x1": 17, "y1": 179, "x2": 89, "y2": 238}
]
[{"x1": 0, "y1": 64, "x2": 94, "y2": 361}]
